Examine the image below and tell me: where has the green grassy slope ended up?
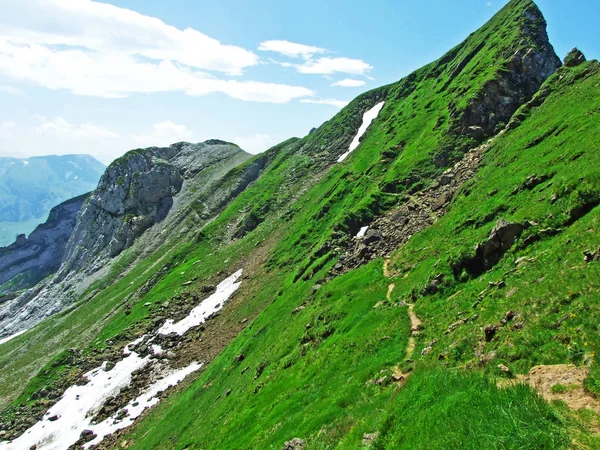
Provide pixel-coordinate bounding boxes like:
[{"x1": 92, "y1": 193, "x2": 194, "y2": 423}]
[
  {"x1": 2, "y1": 1, "x2": 599, "y2": 448},
  {"x1": 373, "y1": 60, "x2": 600, "y2": 448},
  {"x1": 120, "y1": 60, "x2": 600, "y2": 450},
  {"x1": 385, "y1": 60, "x2": 600, "y2": 374}
]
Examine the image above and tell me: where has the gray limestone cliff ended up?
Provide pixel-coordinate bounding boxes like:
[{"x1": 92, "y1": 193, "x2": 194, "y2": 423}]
[
  {"x1": 0, "y1": 140, "x2": 255, "y2": 338},
  {"x1": 0, "y1": 194, "x2": 87, "y2": 297}
]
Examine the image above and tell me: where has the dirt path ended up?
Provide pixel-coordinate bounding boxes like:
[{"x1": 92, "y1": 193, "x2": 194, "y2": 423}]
[
  {"x1": 405, "y1": 304, "x2": 422, "y2": 359},
  {"x1": 383, "y1": 258, "x2": 392, "y2": 278},
  {"x1": 382, "y1": 259, "x2": 421, "y2": 360},
  {"x1": 386, "y1": 283, "x2": 395, "y2": 301}
]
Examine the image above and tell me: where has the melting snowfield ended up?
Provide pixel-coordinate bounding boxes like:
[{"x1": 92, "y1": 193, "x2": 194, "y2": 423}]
[
  {"x1": 356, "y1": 226, "x2": 369, "y2": 238},
  {"x1": 337, "y1": 101, "x2": 385, "y2": 163},
  {"x1": 0, "y1": 329, "x2": 26, "y2": 346},
  {"x1": 0, "y1": 269, "x2": 243, "y2": 450},
  {"x1": 84, "y1": 362, "x2": 202, "y2": 449},
  {"x1": 158, "y1": 269, "x2": 243, "y2": 336}
]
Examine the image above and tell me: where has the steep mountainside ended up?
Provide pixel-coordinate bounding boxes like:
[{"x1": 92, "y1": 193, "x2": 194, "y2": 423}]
[
  {"x1": 60, "y1": 140, "x2": 252, "y2": 275},
  {"x1": 1, "y1": 1, "x2": 600, "y2": 449},
  {"x1": 0, "y1": 193, "x2": 88, "y2": 296},
  {"x1": 0, "y1": 140, "x2": 252, "y2": 340},
  {"x1": 0, "y1": 155, "x2": 104, "y2": 246}
]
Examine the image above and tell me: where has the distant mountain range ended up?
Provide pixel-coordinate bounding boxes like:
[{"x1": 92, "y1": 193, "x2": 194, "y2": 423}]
[{"x1": 0, "y1": 154, "x2": 105, "y2": 246}]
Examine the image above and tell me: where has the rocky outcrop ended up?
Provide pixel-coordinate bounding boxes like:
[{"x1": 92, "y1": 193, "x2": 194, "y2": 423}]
[
  {"x1": 0, "y1": 140, "x2": 253, "y2": 339},
  {"x1": 474, "y1": 219, "x2": 525, "y2": 265},
  {"x1": 456, "y1": 3, "x2": 561, "y2": 140},
  {"x1": 330, "y1": 138, "x2": 493, "y2": 276},
  {"x1": 449, "y1": 218, "x2": 526, "y2": 278},
  {"x1": 0, "y1": 194, "x2": 87, "y2": 295},
  {"x1": 563, "y1": 48, "x2": 586, "y2": 67},
  {"x1": 59, "y1": 141, "x2": 249, "y2": 276},
  {"x1": 283, "y1": 438, "x2": 306, "y2": 450}
]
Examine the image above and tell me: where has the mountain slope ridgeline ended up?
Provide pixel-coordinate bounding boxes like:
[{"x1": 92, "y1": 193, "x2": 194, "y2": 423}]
[{"x1": 1, "y1": 1, "x2": 599, "y2": 449}]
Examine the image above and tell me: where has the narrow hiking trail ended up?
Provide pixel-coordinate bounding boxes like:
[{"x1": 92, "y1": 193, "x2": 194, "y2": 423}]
[
  {"x1": 383, "y1": 259, "x2": 421, "y2": 361},
  {"x1": 405, "y1": 304, "x2": 422, "y2": 359}
]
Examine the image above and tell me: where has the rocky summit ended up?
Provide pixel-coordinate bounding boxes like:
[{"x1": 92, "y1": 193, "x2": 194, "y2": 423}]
[{"x1": 1, "y1": 1, "x2": 600, "y2": 449}]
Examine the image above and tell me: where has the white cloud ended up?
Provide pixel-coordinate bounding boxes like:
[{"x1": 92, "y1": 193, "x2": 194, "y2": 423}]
[
  {"x1": 132, "y1": 121, "x2": 193, "y2": 148},
  {"x1": 1, "y1": 0, "x2": 257, "y2": 75},
  {"x1": 0, "y1": 84, "x2": 24, "y2": 95},
  {"x1": 0, "y1": 117, "x2": 201, "y2": 163},
  {"x1": 0, "y1": 121, "x2": 17, "y2": 137},
  {"x1": 259, "y1": 39, "x2": 374, "y2": 78},
  {"x1": 296, "y1": 57, "x2": 373, "y2": 76},
  {"x1": 34, "y1": 115, "x2": 120, "y2": 140},
  {"x1": 301, "y1": 98, "x2": 349, "y2": 108},
  {"x1": 331, "y1": 79, "x2": 366, "y2": 88},
  {"x1": 234, "y1": 133, "x2": 273, "y2": 154},
  {"x1": 0, "y1": 0, "x2": 314, "y2": 103},
  {"x1": 258, "y1": 40, "x2": 326, "y2": 59}
]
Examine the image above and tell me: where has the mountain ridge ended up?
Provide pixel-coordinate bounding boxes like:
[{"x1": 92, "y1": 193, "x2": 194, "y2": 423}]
[
  {"x1": 0, "y1": 193, "x2": 89, "y2": 297},
  {"x1": 1, "y1": 1, "x2": 600, "y2": 448}
]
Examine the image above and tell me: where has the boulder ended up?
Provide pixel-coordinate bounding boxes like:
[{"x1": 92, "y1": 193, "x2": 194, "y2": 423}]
[
  {"x1": 363, "y1": 229, "x2": 382, "y2": 245},
  {"x1": 80, "y1": 429, "x2": 96, "y2": 443},
  {"x1": 476, "y1": 219, "x2": 524, "y2": 265},
  {"x1": 283, "y1": 438, "x2": 306, "y2": 450},
  {"x1": 484, "y1": 324, "x2": 498, "y2": 342},
  {"x1": 563, "y1": 48, "x2": 586, "y2": 67}
]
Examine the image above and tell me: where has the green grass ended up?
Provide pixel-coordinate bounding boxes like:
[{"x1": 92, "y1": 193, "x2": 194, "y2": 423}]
[
  {"x1": 551, "y1": 384, "x2": 579, "y2": 394},
  {"x1": 2, "y1": 1, "x2": 599, "y2": 448},
  {"x1": 373, "y1": 368, "x2": 569, "y2": 450},
  {"x1": 124, "y1": 260, "x2": 409, "y2": 450},
  {"x1": 384, "y1": 61, "x2": 600, "y2": 380},
  {"x1": 117, "y1": 57, "x2": 600, "y2": 450}
]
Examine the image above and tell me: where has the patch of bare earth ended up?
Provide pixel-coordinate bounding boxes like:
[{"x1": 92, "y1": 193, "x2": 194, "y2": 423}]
[
  {"x1": 405, "y1": 304, "x2": 422, "y2": 360},
  {"x1": 522, "y1": 365, "x2": 600, "y2": 413},
  {"x1": 500, "y1": 364, "x2": 600, "y2": 415}
]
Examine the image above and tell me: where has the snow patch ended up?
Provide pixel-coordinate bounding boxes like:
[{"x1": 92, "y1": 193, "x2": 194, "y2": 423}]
[
  {"x1": 337, "y1": 101, "x2": 385, "y2": 163},
  {"x1": 123, "y1": 335, "x2": 146, "y2": 355},
  {"x1": 0, "y1": 352, "x2": 150, "y2": 450},
  {"x1": 356, "y1": 226, "x2": 369, "y2": 238},
  {"x1": 158, "y1": 269, "x2": 243, "y2": 336},
  {"x1": 151, "y1": 344, "x2": 163, "y2": 355},
  {"x1": 83, "y1": 362, "x2": 202, "y2": 449},
  {"x1": 0, "y1": 329, "x2": 26, "y2": 345},
  {"x1": 0, "y1": 270, "x2": 243, "y2": 449}
]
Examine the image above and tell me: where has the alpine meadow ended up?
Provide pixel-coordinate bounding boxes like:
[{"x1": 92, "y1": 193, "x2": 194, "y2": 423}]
[{"x1": 1, "y1": 0, "x2": 600, "y2": 449}]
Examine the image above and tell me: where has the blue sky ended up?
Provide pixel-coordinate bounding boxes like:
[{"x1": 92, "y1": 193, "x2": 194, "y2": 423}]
[{"x1": 0, "y1": 0, "x2": 598, "y2": 164}]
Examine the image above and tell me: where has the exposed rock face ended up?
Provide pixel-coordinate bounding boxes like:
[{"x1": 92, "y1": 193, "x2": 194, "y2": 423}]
[
  {"x1": 0, "y1": 194, "x2": 87, "y2": 295},
  {"x1": 456, "y1": 3, "x2": 561, "y2": 139},
  {"x1": 451, "y1": 219, "x2": 525, "y2": 278},
  {"x1": 475, "y1": 219, "x2": 525, "y2": 265},
  {"x1": 331, "y1": 138, "x2": 491, "y2": 276},
  {"x1": 0, "y1": 140, "x2": 253, "y2": 339},
  {"x1": 60, "y1": 141, "x2": 247, "y2": 276},
  {"x1": 564, "y1": 48, "x2": 586, "y2": 67}
]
